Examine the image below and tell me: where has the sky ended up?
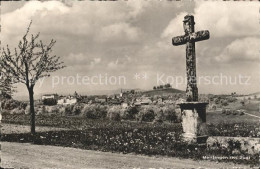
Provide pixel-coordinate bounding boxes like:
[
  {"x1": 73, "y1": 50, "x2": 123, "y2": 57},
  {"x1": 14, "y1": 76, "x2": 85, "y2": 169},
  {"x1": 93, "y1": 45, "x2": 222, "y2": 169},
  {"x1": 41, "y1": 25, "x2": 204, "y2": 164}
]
[{"x1": 1, "y1": 1, "x2": 260, "y2": 98}]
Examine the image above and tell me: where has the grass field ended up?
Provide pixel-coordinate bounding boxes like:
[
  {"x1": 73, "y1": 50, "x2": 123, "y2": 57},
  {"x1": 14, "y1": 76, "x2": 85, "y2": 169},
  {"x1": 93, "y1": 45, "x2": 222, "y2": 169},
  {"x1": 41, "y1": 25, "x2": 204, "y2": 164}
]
[
  {"x1": 207, "y1": 110, "x2": 260, "y2": 124},
  {"x1": 2, "y1": 113, "x2": 259, "y2": 166}
]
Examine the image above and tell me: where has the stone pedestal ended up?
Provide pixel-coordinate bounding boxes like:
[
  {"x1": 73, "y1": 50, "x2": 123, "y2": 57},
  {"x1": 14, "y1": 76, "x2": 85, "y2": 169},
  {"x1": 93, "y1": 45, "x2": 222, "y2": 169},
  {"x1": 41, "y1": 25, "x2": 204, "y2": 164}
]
[{"x1": 178, "y1": 102, "x2": 208, "y2": 144}]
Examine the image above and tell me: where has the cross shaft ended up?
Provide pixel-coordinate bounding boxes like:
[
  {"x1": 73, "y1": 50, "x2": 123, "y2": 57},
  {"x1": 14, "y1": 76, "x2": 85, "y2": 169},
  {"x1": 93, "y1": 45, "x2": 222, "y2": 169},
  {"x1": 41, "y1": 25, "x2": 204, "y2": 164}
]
[{"x1": 172, "y1": 14, "x2": 210, "y2": 102}]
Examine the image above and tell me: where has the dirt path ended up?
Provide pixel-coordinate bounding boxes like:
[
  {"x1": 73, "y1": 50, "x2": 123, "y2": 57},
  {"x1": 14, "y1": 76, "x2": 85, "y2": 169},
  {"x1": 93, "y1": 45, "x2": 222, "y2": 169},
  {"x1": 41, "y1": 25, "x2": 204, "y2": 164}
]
[
  {"x1": 1, "y1": 142, "x2": 247, "y2": 169},
  {"x1": 244, "y1": 112, "x2": 260, "y2": 119}
]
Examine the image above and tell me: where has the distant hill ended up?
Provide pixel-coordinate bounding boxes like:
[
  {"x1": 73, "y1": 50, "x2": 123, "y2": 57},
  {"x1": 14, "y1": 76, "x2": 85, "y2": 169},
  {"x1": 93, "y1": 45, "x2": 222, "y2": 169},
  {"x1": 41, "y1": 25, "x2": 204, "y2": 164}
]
[
  {"x1": 250, "y1": 92, "x2": 260, "y2": 95},
  {"x1": 88, "y1": 88, "x2": 144, "y2": 96},
  {"x1": 142, "y1": 88, "x2": 184, "y2": 96},
  {"x1": 12, "y1": 88, "x2": 182, "y2": 100}
]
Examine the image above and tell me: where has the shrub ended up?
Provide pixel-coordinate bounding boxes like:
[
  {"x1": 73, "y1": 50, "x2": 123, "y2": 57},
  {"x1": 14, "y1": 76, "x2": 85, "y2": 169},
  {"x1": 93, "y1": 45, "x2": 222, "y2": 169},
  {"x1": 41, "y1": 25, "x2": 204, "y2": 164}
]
[
  {"x1": 25, "y1": 105, "x2": 30, "y2": 114},
  {"x1": 162, "y1": 105, "x2": 177, "y2": 122},
  {"x1": 121, "y1": 106, "x2": 138, "y2": 120},
  {"x1": 64, "y1": 104, "x2": 74, "y2": 116},
  {"x1": 1, "y1": 99, "x2": 25, "y2": 110},
  {"x1": 208, "y1": 123, "x2": 259, "y2": 138},
  {"x1": 44, "y1": 106, "x2": 59, "y2": 115},
  {"x1": 240, "y1": 111, "x2": 245, "y2": 115},
  {"x1": 119, "y1": 108, "x2": 128, "y2": 120},
  {"x1": 232, "y1": 110, "x2": 238, "y2": 115},
  {"x1": 35, "y1": 106, "x2": 45, "y2": 115},
  {"x1": 43, "y1": 98, "x2": 57, "y2": 106},
  {"x1": 24, "y1": 105, "x2": 47, "y2": 115},
  {"x1": 72, "y1": 104, "x2": 83, "y2": 115},
  {"x1": 153, "y1": 107, "x2": 164, "y2": 123},
  {"x1": 1, "y1": 109, "x2": 10, "y2": 115},
  {"x1": 10, "y1": 108, "x2": 25, "y2": 115},
  {"x1": 97, "y1": 105, "x2": 107, "y2": 118},
  {"x1": 221, "y1": 100, "x2": 229, "y2": 106},
  {"x1": 137, "y1": 105, "x2": 155, "y2": 122},
  {"x1": 227, "y1": 139, "x2": 241, "y2": 154},
  {"x1": 58, "y1": 106, "x2": 66, "y2": 116},
  {"x1": 107, "y1": 106, "x2": 121, "y2": 121},
  {"x1": 225, "y1": 109, "x2": 231, "y2": 115},
  {"x1": 50, "y1": 106, "x2": 59, "y2": 114},
  {"x1": 82, "y1": 104, "x2": 107, "y2": 119},
  {"x1": 82, "y1": 105, "x2": 96, "y2": 118}
]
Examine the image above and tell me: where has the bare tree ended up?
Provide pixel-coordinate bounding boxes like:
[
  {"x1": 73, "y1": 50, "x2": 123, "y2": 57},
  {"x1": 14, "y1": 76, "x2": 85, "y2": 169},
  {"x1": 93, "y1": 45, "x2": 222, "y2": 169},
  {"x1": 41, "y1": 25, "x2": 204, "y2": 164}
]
[{"x1": 0, "y1": 21, "x2": 65, "y2": 134}]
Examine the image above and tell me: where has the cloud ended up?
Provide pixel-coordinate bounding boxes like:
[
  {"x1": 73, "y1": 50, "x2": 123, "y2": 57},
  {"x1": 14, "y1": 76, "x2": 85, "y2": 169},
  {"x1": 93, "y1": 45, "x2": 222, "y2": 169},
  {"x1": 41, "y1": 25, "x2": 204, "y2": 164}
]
[
  {"x1": 214, "y1": 37, "x2": 260, "y2": 63},
  {"x1": 161, "y1": 12, "x2": 187, "y2": 38},
  {"x1": 2, "y1": 1, "x2": 69, "y2": 36},
  {"x1": 1, "y1": 1, "x2": 146, "y2": 46},
  {"x1": 107, "y1": 55, "x2": 133, "y2": 70},
  {"x1": 107, "y1": 59, "x2": 119, "y2": 70},
  {"x1": 162, "y1": 1, "x2": 259, "y2": 38},
  {"x1": 66, "y1": 53, "x2": 101, "y2": 68},
  {"x1": 90, "y1": 58, "x2": 101, "y2": 69},
  {"x1": 126, "y1": 0, "x2": 150, "y2": 17},
  {"x1": 96, "y1": 22, "x2": 140, "y2": 43}
]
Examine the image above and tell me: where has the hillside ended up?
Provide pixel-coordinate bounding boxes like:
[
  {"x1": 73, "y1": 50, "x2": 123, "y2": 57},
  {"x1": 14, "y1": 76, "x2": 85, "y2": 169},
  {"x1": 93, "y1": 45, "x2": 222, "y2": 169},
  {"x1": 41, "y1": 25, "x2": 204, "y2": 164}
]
[{"x1": 142, "y1": 88, "x2": 184, "y2": 96}]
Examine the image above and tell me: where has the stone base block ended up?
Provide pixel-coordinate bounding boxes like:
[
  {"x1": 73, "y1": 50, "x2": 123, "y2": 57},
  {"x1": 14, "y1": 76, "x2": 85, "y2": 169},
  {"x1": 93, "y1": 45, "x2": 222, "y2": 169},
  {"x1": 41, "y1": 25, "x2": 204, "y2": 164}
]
[{"x1": 178, "y1": 102, "x2": 208, "y2": 144}]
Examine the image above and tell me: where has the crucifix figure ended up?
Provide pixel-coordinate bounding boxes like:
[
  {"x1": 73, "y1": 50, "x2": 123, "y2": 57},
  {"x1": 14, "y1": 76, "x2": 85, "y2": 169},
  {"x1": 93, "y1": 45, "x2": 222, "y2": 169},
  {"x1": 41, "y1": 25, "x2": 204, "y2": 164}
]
[{"x1": 172, "y1": 14, "x2": 209, "y2": 102}]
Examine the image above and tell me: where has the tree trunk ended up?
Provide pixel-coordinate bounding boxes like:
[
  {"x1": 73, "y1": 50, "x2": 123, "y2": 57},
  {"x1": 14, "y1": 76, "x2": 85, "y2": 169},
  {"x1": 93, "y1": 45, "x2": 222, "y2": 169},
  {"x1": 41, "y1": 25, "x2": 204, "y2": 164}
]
[{"x1": 28, "y1": 87, "x2": 35, "y2": 135}]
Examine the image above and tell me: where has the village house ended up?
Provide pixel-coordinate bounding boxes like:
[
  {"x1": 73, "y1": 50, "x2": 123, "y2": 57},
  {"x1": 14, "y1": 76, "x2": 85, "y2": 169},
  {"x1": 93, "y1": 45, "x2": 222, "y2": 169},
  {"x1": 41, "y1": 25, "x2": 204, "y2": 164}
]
[
  {"x1": 57, "y1": 95, "x2": 77, "y2": 105},
  {"x1": 41, "y1": 94, "x2": 59, "y2": 100},
  {"x1": 134, "y1": 96, "x2": 152, "y2": 106},
  {"x1": 95, "y1": 97, "x2": 106, "y2": 103}
]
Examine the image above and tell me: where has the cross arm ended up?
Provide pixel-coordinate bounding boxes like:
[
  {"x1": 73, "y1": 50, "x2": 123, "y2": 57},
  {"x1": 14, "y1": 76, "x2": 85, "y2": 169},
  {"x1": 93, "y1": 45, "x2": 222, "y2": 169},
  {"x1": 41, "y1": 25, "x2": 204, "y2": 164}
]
[
  {"x1": 192, "y1": 30, "x2": 210, "y2": 42},
  {"x1": 172, "y1": 30, "x2": 210, "y2": 46},
  {"x1": 172, "y1": 35, "x2": 189, "y2": 46}
]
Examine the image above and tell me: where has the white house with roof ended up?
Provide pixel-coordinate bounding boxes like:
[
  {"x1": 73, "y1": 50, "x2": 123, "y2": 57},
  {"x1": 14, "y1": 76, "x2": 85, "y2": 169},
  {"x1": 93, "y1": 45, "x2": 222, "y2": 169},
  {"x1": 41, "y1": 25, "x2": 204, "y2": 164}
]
[
  {"x1": 57, "y1": 95, "x2": 77, "y2": 105},
  {"x1": 41, "y1": 94, "x2": 59, "y2": 100}
]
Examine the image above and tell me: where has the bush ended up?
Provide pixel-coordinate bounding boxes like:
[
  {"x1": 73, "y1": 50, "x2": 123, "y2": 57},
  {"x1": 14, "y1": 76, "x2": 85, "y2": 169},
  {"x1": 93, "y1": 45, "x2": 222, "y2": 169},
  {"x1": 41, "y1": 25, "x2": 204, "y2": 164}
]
[
  {"x1": 221, "y1": 100, "x2": 229, "y2": 106},
  {"x1": 137, "y1": 105, "x2": 156, "y2": 122},
  {"x1": 208, "y1": 123, "x2": 259, "y2": 138},
  {"x1": 227, "y1": 97, "x2": 237, "y2": 103},
  {"x1": 10, "y1": 108, "x2": 25, "y2": 115},
  {"x1": 240, "y1": 111, "x2": 245, "y2": 115},
  {"x1": 82, "y1": 104, "x2": 107, "y2": 119},
  {"x1": 1, "y1": 99, "x2": 25, "y2": 110},
  {"x1": 232, "y1": 110, "x2": 238, "y2": 115},
  {"x1": 44, "y1": 106, "x2": 59, "y2": 115},
  {"x1": 121, "y1": 106, "x2": 138, "y2": 120},
  {"x1": 25, "y1": 105, "x2": 30, "y2": 114},
  {"x1": 107, "y1": 106, "x2": 121, "y2": 121},
  {"x1": 42, "y1": 98, "x2": 57, "y2": 106},
  {"x1": 162, "y1": 105, "x2": 177, "y2": 122},
  {"x1": 1, "y1": 109, "x2": 11, "y2": 115},
  {"x1": 36, "y1": 106, "x2": 45, "y2": 115},
  {"x1": 58, "y1": 106, "x2": 66, "y2": 116},
  {"x1": 225, "y1": 109, "x2": 231, "y2": 115},
  {"x1": 64, "y1": 105, "x2": 74, "y2": 116},
  {"x1": 153, "y1": 107, "x2": 164, "y2": 123},
  {"x1": 72, "y1": 104, "x2": 83, "y2": 115}
]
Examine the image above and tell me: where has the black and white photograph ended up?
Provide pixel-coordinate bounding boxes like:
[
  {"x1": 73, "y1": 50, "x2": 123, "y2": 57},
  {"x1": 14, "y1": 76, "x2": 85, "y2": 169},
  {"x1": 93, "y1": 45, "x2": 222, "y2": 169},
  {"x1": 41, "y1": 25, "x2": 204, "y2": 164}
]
[{"x1": 0, "y1": 0, "x2": 259, "y2": 168}]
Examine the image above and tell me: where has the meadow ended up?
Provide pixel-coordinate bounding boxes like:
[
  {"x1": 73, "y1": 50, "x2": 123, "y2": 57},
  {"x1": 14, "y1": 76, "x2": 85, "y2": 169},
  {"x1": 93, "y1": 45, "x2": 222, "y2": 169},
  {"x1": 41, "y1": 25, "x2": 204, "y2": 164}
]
[
  {"x1": 2, "y1": 115, "x2": 259, "y2": 165},
  {"x1": 1, "y1": 100, "x2": 260, "y2": 166}
]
